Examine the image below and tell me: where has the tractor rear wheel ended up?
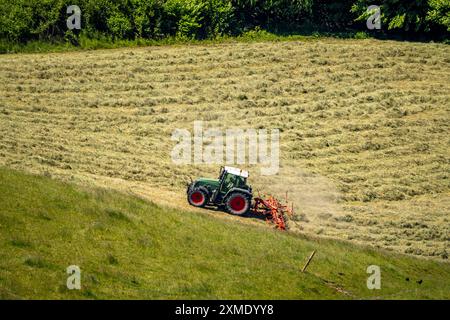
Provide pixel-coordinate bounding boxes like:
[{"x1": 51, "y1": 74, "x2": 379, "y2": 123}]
[
  {"x1": 225, "y1": 192, "x2": 251, "y2": 216},
  {"x1": 188, "y1": 189, "x2": 208, "y2": 208}
]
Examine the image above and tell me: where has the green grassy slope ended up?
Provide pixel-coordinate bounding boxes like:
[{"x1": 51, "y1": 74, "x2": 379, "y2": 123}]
[{"x1": 0, "y1": 168, "x2": 449, "y2": 299}]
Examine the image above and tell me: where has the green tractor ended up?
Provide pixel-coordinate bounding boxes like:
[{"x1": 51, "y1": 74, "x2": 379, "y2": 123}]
[{"x1": 187, "y1": 166, "x2": 253, "y2": 215}]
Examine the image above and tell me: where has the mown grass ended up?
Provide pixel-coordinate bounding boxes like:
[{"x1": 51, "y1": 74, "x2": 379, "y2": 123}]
[
  {"x1": 0, "y1": 167, "x2": 449, "y2": 299},
  {"x1": 0, "y1": 38, "x2": 448, "y2": 260}
]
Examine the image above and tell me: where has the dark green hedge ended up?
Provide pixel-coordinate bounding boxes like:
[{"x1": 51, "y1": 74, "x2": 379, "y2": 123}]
[{"x1": 0, "y1": 0, "x2": 448, "y2": 44}]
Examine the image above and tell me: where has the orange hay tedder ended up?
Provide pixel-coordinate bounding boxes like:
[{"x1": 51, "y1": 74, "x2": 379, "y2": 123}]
[
  {"x1": 252, "y1": 195, "x2": 294, "y2": 230},
  {"x1": 187, "y1": 167, "x2": 294, "y2": 230}
]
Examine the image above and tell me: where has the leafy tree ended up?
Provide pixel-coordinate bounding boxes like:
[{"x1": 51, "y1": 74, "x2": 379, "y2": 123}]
[
  {"x1": 0, "y1": 0, "x2": 448, "y2": 44},
  {"x1": 311, "y1": 0, "x2": 356, "y2": 30},
  {"x1": 232, "y1": 0, "x2": 313, "y2": 31},
  {"x1": 427, "y1": 0, "x2": 450, "y2": 31},
  {"x1": 351, "y1": 0, "x2": 449, "y2": 33}
]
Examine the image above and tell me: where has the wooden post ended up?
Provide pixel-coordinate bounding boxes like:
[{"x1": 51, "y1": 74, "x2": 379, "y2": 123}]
[{"x1": 302, "y1": 250, "x2": 316, "y2": 273}]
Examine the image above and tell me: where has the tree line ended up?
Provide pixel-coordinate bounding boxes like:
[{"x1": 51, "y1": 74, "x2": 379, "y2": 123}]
[{"x1": 0, "y1": 0, "x2": 448, "y2": 44}]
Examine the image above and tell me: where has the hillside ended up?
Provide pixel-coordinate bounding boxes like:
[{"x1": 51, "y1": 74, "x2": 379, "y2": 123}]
[
  {"x1": 0, "y1": 39, "x2": 449, "y2": 260},
  {"x1": 0, "y1": 168, "x2": 449, "y2": 299}
]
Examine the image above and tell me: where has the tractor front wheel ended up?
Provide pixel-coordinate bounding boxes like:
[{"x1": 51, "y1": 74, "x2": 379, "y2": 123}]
[
  {"x1": 225, "y1": 192, "x2": 251, "y2": 216},
  {"x1": 188, "y1": 189, "x2": 208, "y2": 208}
]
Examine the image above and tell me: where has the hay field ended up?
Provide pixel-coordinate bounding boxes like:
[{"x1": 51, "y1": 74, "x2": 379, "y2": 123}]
[{"x1": 0, "y1": 39, "x2": 449, "y2": 260}]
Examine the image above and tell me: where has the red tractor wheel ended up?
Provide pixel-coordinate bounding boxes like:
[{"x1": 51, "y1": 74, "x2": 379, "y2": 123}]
[
  {"x1": 188, "y1": 189, "x2": 207, "y2": 207},
  {"x1": 226, "y1": 192, "x2": 251, "y2": 216}
]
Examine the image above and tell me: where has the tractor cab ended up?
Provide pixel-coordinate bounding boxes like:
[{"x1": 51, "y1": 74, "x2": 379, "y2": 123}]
[
  {"x1": 218, "y1": 166, "x2": 249, "y2": 192},
  {"x1": 187, "y1": 166, "x2": 253, "y2": 215}
]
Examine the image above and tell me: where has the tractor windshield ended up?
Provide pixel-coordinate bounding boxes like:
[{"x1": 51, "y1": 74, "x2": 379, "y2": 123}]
[
  {"x1": 222, "y1": 173, "x2": 246, "y2": 189},
  {"x1": 235, "y1": 176, "x2": 246, "y2": 187},
  {"x1": 223, "y1": 174, "x2": 235, "y2": 190},
  {"x1": 218, "y1": 168, "x2": 248, "y2": 194}
]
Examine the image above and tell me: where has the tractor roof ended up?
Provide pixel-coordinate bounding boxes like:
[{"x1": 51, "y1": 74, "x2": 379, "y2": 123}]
[{"x1": 224, "y1": 166, "x2": 249, "y2": 178}]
